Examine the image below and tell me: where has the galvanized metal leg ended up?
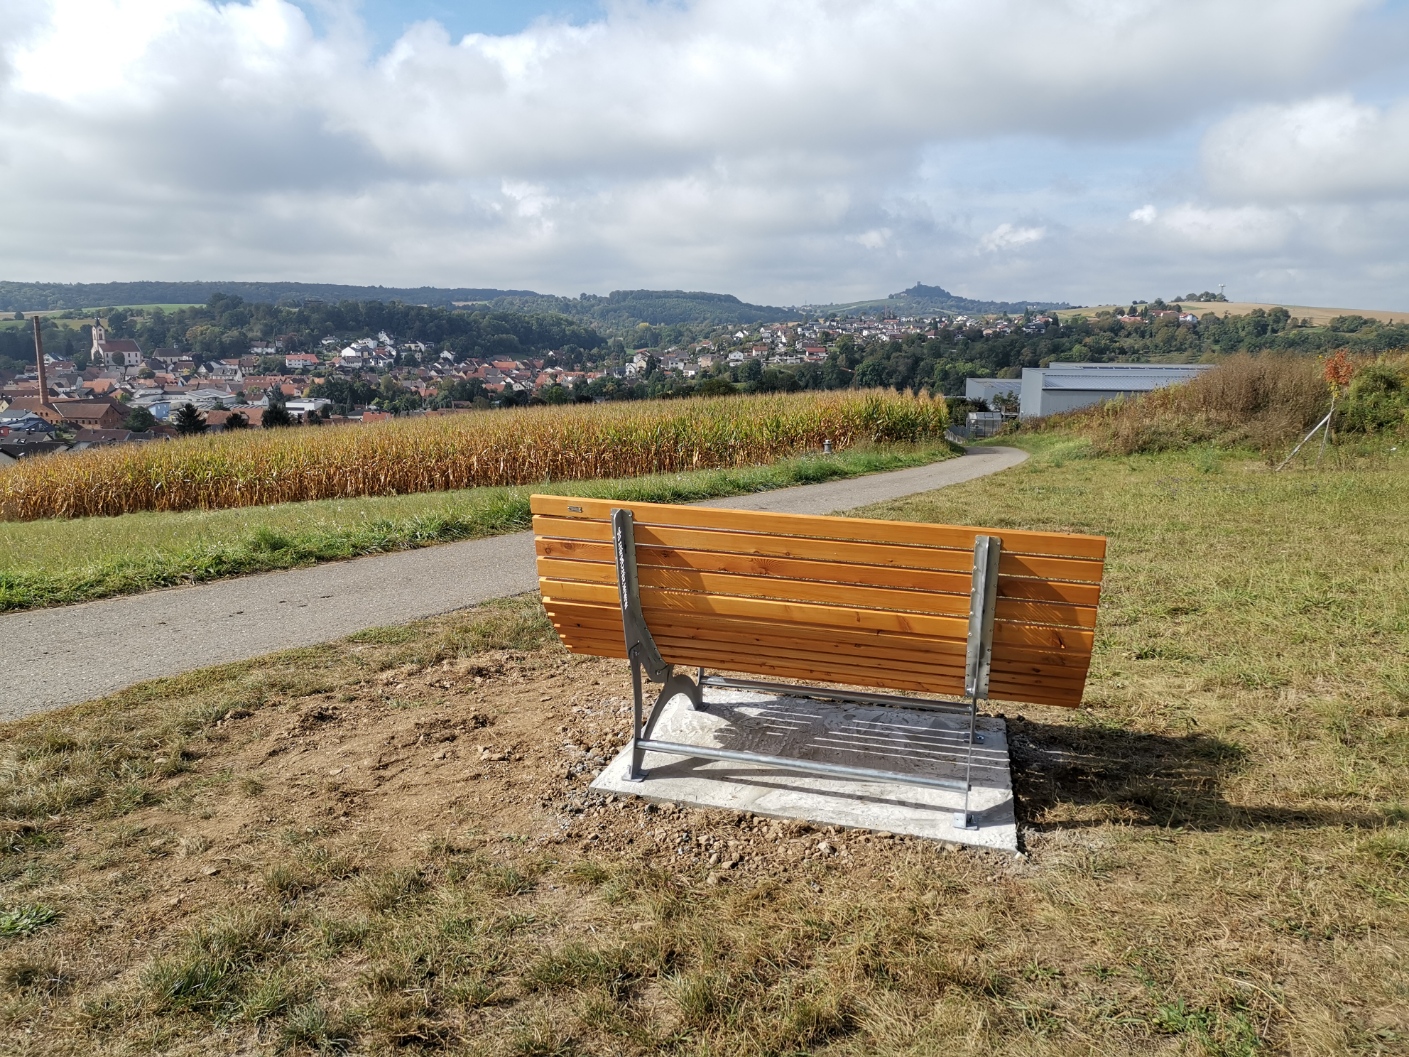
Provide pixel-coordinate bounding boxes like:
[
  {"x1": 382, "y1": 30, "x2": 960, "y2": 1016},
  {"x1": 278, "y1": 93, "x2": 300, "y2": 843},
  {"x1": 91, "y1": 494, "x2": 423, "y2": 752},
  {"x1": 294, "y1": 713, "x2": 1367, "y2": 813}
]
[
  {"x1": 627, "y1": 655, "x2": 647, "y2": 782},
  {"x1": 955, "y1": 535, "x2": 1001, "y2": 833},
  {"x1": 615, "y1": 505, "x2": 680, "y2": 783},
  {"x1": 954, "y1": 692, "x2": 980, "y2": 831},
  {"x1": 629, "y1": 663, "x2": 702, "y2": 782}
]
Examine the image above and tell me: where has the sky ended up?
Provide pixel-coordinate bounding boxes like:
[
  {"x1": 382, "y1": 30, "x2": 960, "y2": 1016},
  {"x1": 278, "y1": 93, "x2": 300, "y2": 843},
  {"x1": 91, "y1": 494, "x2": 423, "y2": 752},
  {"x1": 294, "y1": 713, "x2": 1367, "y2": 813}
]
[{"x1": 4, "y1": 0, "x2": 1409, "y2": 308}]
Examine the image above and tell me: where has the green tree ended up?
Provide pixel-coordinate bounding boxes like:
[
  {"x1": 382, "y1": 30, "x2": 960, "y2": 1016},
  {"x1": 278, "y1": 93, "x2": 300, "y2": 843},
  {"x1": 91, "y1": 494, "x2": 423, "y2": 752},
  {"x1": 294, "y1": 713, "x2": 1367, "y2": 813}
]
[
  {"x1": 173, "y1": 403, "x2": 207, "y2": 435},
  {"x1": 123, "y1": 406, "x2": 157, "y2": 432},
  {"x1": 853, "y1": 359, "x2": 887, "y2": 388},
  {"x1": 695, "y1": 377, "x2": 736, "y2": 397},
  {"x1": 262, "y1": 399, "x2": 294, "y2": 428},
  {"x1": 224, "y1": 411, "x2": 250, "y2": 430}
]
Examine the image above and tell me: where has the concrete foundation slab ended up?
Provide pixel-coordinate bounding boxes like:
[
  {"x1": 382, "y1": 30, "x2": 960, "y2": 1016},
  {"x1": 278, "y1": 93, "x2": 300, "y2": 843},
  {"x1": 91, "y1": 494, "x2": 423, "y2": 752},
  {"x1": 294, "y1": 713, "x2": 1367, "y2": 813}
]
[{"x1": 591, "y1": 687, "x2": 1018, "y2": 852}]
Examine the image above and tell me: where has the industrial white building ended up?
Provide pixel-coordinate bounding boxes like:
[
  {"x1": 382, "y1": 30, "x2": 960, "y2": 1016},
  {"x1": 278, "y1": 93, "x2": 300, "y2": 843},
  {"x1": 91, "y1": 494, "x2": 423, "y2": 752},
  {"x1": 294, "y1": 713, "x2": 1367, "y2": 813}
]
[{"x1": 1018, "y1": 362, "x2": 1213, "y2": 418}]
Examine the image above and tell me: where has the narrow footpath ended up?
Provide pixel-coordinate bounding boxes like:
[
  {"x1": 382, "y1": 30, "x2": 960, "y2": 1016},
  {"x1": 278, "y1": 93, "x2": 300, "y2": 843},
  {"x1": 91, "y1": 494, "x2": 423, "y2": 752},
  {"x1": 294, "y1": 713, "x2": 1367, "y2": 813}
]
[{"x1": 0, "y1": 446, "x2": 1027, "y2": 719}]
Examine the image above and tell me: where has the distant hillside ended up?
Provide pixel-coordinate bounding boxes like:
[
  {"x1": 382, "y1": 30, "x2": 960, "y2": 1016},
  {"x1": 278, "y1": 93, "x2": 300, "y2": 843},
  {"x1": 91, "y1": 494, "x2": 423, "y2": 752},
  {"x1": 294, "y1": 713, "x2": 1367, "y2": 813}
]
[
  {"x1": 0, "y1": 280, "x2": 536, "y2": 312},
  {"x1": 0, "y1": 281, "x2": 793, "y2": 329},
  {"x1": 1, "y1": 278, "x2": 1068, "y2": 327},
  {"x1": 492, "y1": 289, "x2": 793, "y2": 327},
  {"x1": 816, "y1": 282, "x2": 1071, "y2": 316}
]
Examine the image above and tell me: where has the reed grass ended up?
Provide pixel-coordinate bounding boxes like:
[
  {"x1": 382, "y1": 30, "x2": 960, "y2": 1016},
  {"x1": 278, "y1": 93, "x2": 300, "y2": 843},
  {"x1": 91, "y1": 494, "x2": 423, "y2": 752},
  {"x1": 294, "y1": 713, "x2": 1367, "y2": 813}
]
[{"x1": 0, "y1": 391, "x2": 948, "y2": 521}]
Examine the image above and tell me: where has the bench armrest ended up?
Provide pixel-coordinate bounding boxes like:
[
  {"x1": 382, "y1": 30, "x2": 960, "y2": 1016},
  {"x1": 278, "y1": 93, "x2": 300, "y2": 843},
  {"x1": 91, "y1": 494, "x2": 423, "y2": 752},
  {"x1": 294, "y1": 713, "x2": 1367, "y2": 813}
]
[{"x1": 612, "y1": 507, "x2": 671, "y2": 682}]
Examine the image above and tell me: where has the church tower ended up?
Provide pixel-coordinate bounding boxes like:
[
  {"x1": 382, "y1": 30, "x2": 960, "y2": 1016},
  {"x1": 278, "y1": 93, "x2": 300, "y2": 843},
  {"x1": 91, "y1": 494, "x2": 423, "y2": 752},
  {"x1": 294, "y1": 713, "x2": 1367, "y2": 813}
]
[{"x1": 91, "y1": 317, "x2": 107, "y2": 363}]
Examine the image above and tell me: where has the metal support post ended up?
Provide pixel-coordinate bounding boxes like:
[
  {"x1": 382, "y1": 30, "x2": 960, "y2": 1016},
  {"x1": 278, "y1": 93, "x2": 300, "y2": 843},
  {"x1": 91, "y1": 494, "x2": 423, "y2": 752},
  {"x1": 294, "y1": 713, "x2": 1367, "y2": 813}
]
[
  {"x1": 614, "y1": 508, "x2": 702, "y2": 781},
  {"x1": 956, "y1": 691, "x2": 980, "y2": 828},
  {"x1": 628, "y1": 656, "x2": 647, "y2": 781},
  {"x1": 955, "y1": 534, "x2": 1001, "y2": 831}
]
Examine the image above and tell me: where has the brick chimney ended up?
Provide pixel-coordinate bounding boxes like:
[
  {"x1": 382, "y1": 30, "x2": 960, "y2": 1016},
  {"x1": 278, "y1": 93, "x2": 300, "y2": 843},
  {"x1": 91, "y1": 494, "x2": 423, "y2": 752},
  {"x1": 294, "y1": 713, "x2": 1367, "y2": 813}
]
[{"x1": 32, "y1": 315, "x2": 54, "y2": 409}]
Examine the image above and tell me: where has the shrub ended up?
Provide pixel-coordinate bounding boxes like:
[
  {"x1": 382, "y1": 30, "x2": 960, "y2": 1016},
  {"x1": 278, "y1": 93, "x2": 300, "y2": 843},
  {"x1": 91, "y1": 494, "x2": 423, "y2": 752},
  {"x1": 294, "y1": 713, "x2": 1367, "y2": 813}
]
[{"x1": 1338, "y1": 360, "x2": 1409, "y2": 435}]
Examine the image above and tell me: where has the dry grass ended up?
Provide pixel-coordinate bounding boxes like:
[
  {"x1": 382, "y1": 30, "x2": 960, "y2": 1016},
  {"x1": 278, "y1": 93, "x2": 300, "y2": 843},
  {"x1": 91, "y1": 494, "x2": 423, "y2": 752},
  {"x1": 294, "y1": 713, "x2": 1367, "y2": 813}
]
[
  {"x1": 1, "y1": 436, "x2": 1406, "y2": 1055},
  {"x1": 0, "y1": 391, "x2": 947, "y2": 521},
  {"x1": 1068, "y1": 353, "x2": 1330, "y2": 455},
  {"x1": 1067, "y1": 351, "x2": 1409, "y2": 458}
]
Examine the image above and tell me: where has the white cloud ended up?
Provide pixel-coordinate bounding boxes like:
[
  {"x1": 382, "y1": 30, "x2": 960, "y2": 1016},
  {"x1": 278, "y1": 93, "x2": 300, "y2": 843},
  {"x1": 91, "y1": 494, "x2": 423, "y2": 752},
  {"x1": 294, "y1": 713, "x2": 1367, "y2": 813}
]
[
  {"x1": 1, "y1": 0, "x2": 1407, "y2": 306},
  {"x1": 1203, "y1": 94, "x2": 1409, "y2": 203},
  {"x1": 855, "y1": 229, "x2": 891, "y2": 251},
  {"x1": 1155, "y1": 205, "x2": 1292, "y2": 253},
  {"x1": 980, "y1": 223, "x2": 1046, "y2": 252}
]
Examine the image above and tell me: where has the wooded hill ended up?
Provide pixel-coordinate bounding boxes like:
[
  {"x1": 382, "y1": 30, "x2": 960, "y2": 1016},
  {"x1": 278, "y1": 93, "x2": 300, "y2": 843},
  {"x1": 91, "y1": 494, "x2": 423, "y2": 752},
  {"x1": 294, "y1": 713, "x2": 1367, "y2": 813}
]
[
  {"x1": 815, "y1": 282, "x2": 1072, "y2": 316},
  {"x1": 0, "y1": 282, "x2": 792, "y2": 330},
  {"x1": 0, "y1": 296, "x2": 604, "y2": 373},
  {"x1": 0, "y1": 281, "x2": 534, "y2": 313}
]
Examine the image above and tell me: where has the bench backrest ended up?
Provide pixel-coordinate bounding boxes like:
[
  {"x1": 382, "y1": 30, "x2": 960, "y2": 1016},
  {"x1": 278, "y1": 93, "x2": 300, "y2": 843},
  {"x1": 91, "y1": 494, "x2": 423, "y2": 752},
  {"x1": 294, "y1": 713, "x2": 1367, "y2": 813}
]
[{"x1": 532, "y1": 495, "x2": 1106, "y2": 709}]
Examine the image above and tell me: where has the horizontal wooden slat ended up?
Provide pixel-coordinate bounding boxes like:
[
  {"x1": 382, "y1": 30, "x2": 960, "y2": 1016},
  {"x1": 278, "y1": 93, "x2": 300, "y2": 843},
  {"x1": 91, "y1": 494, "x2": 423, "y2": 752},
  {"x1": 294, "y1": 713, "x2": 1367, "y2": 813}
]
[
  {"x1": 531, "y1": 495, "x2": 1107, "y2": 560},
  {"x1": 536, "y1": 557, "x2": 1097, "y2": 630},
  {"x1": 545, "y1": 603, "x2": 1090, "y2": 686},
  {"x1": 554, "y1": 627, "x2": 1083, "y2": 708},
  {"x1": 535, "y1": 538, "x2": 1103, "y2": 607},
  {"x1": 534, "y1": 517, "x2": 1103, "y2": 585},
  {"x1": 542, "y1": 579, "x2": 1096, "y2": 653},
  {"x1": 544, "y1": 598, "x2": 1093, "y2": 670},
  {"x1": 584, "y1": 625, "x2": 1086, "y2": 694}
]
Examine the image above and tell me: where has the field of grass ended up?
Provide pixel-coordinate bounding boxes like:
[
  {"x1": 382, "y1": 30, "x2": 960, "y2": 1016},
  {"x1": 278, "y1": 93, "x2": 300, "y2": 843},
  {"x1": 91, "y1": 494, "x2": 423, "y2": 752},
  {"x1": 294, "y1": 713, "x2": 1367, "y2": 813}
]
[
  {"x1": 0, "y1": 306, "x2": 202, "y2": 329},
  {"x1": 1059, "y1": 301, "x2": 1406, "y2": 324},
  {"x1": 0, "y1": 435, "x2": 1405, "y2": 1055},
  {"x1": 0, "y1": 442, "x2": 956, "y2": 612},
  {"x1": 0, "y1": 391, "x2": 948, "y2": 521}
]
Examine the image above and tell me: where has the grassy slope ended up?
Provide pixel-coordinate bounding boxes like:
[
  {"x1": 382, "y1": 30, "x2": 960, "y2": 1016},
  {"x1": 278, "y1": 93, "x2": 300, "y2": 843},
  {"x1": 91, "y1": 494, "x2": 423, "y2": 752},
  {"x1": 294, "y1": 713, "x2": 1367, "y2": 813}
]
[
  {"x1": 0, "y1": 307, "x2": 202, "y2": 329},
  {"x1": 0, "y1": 443, "x2": 956, "y2": 612},
  {"x1": 1062, "y1": 301, "x2": 1406, "y2": 325},
  {"x1": 0, "y1": 436, "x2": 1406, "y2": 1055}
]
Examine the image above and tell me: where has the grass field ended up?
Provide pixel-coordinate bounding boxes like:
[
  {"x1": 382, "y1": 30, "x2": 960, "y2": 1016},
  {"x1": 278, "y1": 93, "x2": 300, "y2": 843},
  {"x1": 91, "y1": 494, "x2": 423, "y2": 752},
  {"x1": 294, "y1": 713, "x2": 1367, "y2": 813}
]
[
  {"x1": 0, "y1": 443, "x2": 956, "y2": 612},
  {"x1": 0, "y1": 435, "x2": 1405, "y2": 1055},
  {"x1": 0, "y1": 306, "x2": 202, "y2": 329},
  {"x1": 1058, "y1": 301, "x2": 1406, "y2": 325}
]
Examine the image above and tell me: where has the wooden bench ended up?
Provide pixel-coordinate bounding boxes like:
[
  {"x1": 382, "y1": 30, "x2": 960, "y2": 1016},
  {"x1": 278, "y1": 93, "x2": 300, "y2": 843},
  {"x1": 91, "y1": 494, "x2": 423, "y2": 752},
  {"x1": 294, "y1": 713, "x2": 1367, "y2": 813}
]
[{"x1": 532, "y1": 495, "x2": 1106, "y2": 828}]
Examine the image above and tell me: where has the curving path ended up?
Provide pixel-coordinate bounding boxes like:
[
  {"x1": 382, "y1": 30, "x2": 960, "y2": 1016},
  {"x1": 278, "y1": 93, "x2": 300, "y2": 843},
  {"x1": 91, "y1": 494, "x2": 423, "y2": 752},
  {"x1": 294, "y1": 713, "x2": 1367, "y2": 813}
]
[{"x1": 0, "y1": 446, "x2": 1027, "y2": 720}]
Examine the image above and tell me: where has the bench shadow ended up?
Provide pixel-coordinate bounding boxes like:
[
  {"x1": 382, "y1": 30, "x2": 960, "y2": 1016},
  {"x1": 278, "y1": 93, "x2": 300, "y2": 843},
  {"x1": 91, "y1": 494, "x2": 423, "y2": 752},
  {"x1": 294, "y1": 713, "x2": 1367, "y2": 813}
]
[{"x1": 1006, "y1": 715, "x2": 1384, "y2": 832}]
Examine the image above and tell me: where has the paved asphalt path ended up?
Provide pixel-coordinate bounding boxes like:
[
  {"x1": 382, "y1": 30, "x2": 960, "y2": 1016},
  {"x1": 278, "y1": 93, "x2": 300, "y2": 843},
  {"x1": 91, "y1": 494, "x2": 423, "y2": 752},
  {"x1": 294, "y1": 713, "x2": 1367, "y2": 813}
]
[{"x1": 0, "y1": 446, "x2": 1027, "y2": 719}]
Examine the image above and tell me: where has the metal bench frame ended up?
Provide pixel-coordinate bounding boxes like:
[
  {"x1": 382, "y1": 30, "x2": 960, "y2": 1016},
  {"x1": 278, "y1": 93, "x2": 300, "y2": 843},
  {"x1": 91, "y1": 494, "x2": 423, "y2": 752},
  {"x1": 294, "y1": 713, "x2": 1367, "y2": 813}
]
[{"x1": 610, "y1": 507, "x2": 1002, "y2": 830}]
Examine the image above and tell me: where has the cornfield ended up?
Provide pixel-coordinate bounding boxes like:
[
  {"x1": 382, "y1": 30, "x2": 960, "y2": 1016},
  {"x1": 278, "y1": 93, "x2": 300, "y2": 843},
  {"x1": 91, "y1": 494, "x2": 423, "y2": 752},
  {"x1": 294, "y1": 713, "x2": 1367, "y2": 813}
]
[{"x1": 0, "y1": 391, "x2": 948, "y2": 521}]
